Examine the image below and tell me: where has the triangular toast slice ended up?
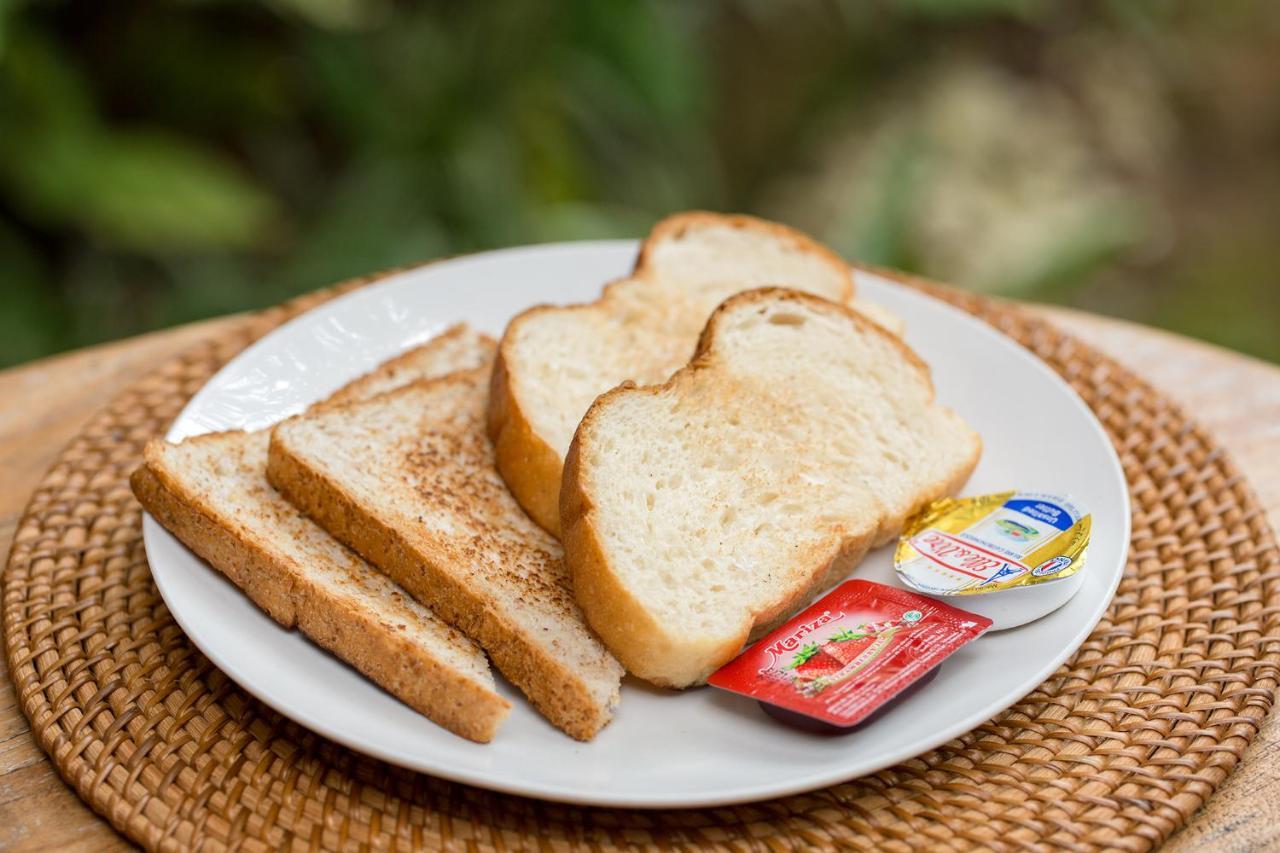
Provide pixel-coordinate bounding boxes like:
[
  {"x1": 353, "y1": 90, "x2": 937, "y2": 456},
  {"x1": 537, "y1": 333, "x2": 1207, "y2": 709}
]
[
  {"x1": 132, "y1": 326, "x2": 511, "y2": 742},
  {"x1": 561, "y1": 289, "x2": 981, "y2": 688},
  {"x1": 267, "y1": 370, "x2": 624, "y2": 741}
]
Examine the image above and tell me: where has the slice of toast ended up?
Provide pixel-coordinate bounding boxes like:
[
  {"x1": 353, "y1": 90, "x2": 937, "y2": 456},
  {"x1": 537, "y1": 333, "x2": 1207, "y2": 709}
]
[
  {"x1": 267, "y1": 369, "x2": 625, "y2": 741},
  {"x1": 131, "y1": 326, "x2": 511, "y2": 743},
  {"x1": 320, "y1": 325, "x2": 496, "y2": 409},
  {"x1": 560, "y1": 289, "x2": 981, "y2": 688},
  {"x1": 489, "y1": 211, "x2": 896, "y2": 537}
]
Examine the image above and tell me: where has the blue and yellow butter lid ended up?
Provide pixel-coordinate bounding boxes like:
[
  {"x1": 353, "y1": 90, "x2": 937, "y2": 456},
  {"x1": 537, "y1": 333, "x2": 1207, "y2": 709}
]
[{"x1": 894, "y1": 491, "x2": 1090, "y2": 596}]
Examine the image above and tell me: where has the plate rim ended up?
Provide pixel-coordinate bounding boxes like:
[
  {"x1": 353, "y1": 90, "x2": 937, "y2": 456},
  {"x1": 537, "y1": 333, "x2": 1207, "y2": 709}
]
[{"x1": 143, "y1": 240, "x2": 1130, "y2": 808}]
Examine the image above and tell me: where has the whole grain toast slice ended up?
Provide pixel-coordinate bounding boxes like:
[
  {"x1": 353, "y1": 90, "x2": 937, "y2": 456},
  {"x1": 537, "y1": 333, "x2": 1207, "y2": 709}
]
[
  {"x1": 267, "y1": 369, "x2": 624, "y2": 741},
  {"x1": 561, "y1": 289, "x2": 981, "y2": 688},
  {"x1": 488, "y1": 211, "x2": 900, "y2": 537},
  {"x1": 131, "y1": 325, "x2": 511, "y2": 743}
]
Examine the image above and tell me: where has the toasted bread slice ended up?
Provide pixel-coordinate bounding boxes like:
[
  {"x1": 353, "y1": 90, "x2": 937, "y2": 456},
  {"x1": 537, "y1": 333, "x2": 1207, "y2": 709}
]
[
  {"x1": 561, "y1": 289, "x2": 981, "y2": 688},
  {"x1": 132, "y1": 326, "x2": 511, "y2": 742},
  {"x1": 489, "y1": 211, "x2": 896, "y2": 537},
  {"x1": 267, "y1": 369, "x2": 624, "y2": 741},
  {"x1": 320, "y1": 325, "x2": 496, "y2": 409}
]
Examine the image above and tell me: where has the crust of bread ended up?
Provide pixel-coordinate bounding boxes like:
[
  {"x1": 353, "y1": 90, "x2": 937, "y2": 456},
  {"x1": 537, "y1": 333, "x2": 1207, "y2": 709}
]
[
  {"x1": 635, "y1": 210, "x2": 853, "y2": 281},
  {"x1": 487, "y1": 343, "x2": 566, "y2": 535},
  {"x1": 132, "y1": 444, "x2": 510, "y2": 743},
  {"x1": 133, "y1": 450, "x2": 296, "y2": 624},
  {"x1": 561, "y1": 288, "x2": 981, "y2": 686},
  {"x1": 489, "y1": 212, "x2": 856, "y2": 538},
  {"x1": 265, "y1": 408, "x2": 615, "y2": 741},
  {"x1": 559, "y1": 438, "x2": 749, "y2": 687}
]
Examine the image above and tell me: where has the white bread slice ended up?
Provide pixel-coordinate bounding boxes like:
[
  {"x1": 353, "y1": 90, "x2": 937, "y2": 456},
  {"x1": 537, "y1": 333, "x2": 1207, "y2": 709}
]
[
  {"x1": 267, "y1": 369, "x2": 624, "y2": 741},
  {"x1": 561, "y1": 289, "x2": 981, "y2": 688},
  {"x1": 131, "y1": 326, "x2": 511, "y2": 743},
  {"x1": 489, "y1": 211, "x2": 897, "y2": 537}
]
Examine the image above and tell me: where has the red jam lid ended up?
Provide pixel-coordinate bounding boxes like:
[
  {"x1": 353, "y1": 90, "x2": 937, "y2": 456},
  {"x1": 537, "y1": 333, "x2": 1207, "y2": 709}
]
[{"x1": 708, "y1": 580, "x2": 991, "y2": 728}]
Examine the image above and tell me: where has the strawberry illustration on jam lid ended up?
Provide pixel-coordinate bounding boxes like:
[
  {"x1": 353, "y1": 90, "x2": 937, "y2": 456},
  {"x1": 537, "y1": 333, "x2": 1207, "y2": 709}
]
[
  {"x1": 789, "y1": 643, "x2": 837, "y2": 671},
  {"x1": 820, "y1": 626, "x2": 880, "y2": 666},
  {"x1": 789, "y1": 645, "x2": 844, "y2": 683}
]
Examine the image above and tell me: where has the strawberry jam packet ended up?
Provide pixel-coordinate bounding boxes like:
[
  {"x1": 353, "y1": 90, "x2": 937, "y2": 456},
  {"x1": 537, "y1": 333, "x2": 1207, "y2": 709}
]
[{"x1": 708, "y1": 580, "x2": 991, "y2": 728}]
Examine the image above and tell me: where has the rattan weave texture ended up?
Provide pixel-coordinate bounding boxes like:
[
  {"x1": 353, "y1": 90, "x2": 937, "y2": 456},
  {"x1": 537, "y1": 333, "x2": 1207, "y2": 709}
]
[{"x1": 4, "y1": 274, "x2": 1279, "y2": 851}]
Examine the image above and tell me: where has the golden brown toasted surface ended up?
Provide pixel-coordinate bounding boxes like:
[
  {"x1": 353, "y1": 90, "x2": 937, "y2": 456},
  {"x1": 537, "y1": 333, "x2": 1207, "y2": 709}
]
[
  {"x1": 268, "y1": 368, "x2": 624, "y2": 741},
  {"x1": 323, "y1": 325, "x2": 494, "y2": 409},
  {"x1": 132, "y1": 451, "x2": 510, "y2": 742},
  {"x1": 131, "y1": 326, "x2": 510, "y2": 742}
]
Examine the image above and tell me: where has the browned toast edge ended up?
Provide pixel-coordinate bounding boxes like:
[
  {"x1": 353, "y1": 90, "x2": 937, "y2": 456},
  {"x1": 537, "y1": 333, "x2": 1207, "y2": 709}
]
[
  {"x1": 133, "y1": 441, "x2": 511, "y2": 744},
  {"x1": 265, "y1": 400, "x2": 617, "y2": 741}
]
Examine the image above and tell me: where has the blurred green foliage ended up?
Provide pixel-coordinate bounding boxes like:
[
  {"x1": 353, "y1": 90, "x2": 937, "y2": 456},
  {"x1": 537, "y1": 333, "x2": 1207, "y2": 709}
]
[{"x1": 1, "y1": 0, "x2": 1277, "y2": 367}]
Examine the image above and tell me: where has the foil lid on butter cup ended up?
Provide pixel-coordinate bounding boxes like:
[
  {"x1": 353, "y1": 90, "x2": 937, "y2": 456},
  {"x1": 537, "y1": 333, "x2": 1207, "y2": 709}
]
[{"x1": 894, "y1": 491, "x2": 1090, "y2": 596}]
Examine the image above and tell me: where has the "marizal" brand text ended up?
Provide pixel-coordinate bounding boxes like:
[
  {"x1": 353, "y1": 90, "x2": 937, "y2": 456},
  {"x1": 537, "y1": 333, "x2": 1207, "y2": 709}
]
[{"x1": 763, "y1": 610, "x2": 844, "y2": 666}]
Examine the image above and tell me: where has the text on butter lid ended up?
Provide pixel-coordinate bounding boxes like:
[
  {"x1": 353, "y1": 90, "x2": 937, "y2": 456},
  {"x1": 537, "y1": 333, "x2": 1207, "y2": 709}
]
[{"x1": 894, "y1": 491, "x2": 1090, "y2": 596}]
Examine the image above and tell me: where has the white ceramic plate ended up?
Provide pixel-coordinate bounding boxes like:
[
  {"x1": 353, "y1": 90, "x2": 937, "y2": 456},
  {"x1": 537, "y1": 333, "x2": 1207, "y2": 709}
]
[{"x1": 142, "y1": 241, "x2": 1129, "y2": 809}]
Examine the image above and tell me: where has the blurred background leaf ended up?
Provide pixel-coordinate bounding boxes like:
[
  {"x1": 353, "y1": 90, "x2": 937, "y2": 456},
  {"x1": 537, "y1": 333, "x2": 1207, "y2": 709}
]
[
  {"x1": 7, "y1": 128, "x2": 279, "y2": 252},
  {"x1": 0, "y1": 0, "x2": 1277, "y2": 367}
]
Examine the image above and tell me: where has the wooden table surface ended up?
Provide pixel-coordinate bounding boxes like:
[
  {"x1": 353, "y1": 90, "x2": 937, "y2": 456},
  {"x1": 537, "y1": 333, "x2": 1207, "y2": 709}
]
[{"x1": 2, "y1": 306, "x2": 1279, "y2": 852}]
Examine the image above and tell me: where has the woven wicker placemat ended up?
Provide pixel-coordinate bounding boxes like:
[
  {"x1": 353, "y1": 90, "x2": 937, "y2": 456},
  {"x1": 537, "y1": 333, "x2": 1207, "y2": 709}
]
[{"x1": 5, "y1": 274, "x2": 1279, "y2": 851}]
